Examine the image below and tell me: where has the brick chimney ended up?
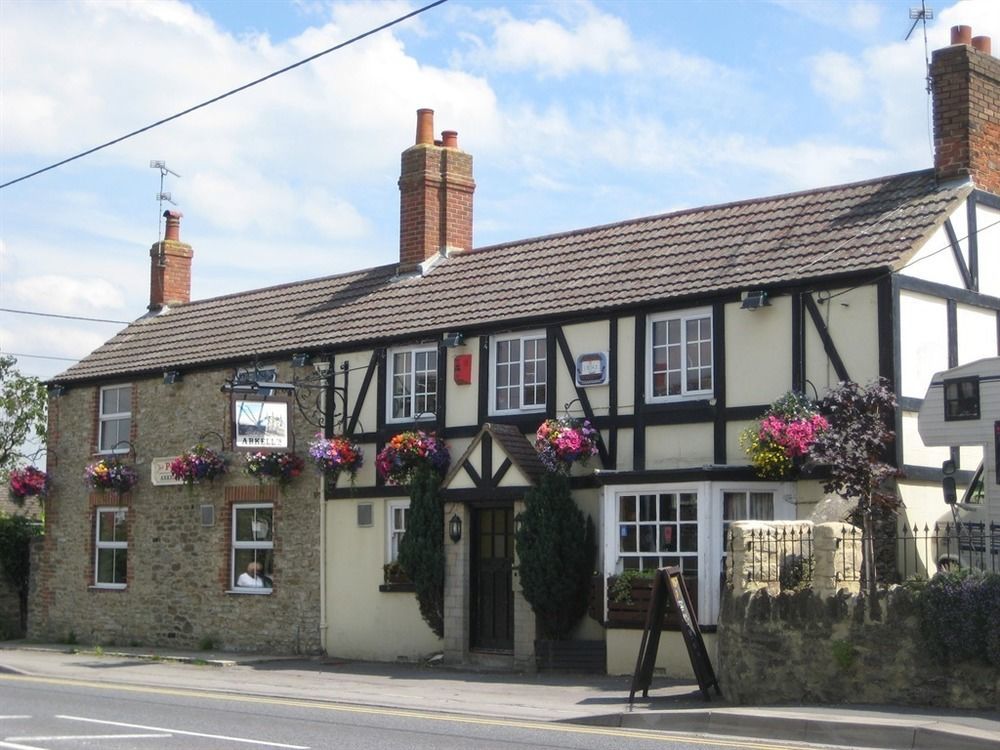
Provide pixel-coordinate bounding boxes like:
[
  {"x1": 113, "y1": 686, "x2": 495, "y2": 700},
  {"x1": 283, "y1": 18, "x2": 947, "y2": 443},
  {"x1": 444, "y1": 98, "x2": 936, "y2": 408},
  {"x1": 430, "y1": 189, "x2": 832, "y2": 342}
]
[
  {"x1": 148, "y1": 210, "x2": 193, "y2": 311},
  {"x1": 931, "y1": 25, "x2": 1000, "y2": 194},
  {"x1": 398, "y1": 108, "x2": 475, "y2": 273}
]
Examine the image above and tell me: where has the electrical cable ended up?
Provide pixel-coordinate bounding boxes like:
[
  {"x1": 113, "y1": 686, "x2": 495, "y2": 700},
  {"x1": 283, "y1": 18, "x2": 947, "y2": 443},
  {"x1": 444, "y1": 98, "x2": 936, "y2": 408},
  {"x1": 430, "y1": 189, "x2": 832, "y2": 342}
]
[
  {"x1": 0, "y1": 307, "x2": 130, "y2": 325},
  {"x1": 0, "y1": 0, "x2": 449, "y2": 190},
  {"x1": 2, "y1": 352, "x2": 81, "y2": 362}
]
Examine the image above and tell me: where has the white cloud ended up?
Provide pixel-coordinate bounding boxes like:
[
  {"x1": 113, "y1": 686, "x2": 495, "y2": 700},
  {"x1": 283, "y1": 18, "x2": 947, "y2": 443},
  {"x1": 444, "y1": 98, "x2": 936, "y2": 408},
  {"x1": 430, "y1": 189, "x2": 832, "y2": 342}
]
[
  {"x1": 809, "y1": 52, "x2": 866, "y2": 104},
  {"x1": 10, "y1": 276, "x2": 128, "y2": 314}
]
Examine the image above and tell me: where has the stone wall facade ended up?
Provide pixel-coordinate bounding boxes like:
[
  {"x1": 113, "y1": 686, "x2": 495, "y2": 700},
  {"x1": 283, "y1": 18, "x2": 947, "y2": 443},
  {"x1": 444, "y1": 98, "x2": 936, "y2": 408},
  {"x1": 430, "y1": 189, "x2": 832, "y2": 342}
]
[
  {"x1": 28, "y1": 367, "x2": 323, "y2": 653},
  {"x1": 717, "y1": 586, "x2": 999, "y2": 711}
]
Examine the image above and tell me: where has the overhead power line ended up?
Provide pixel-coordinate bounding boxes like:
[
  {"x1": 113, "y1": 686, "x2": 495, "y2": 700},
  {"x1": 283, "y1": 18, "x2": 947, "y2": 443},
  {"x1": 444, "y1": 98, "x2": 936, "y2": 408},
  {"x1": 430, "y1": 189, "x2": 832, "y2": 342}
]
[
  {"x1": 3, "y1": 352, "x2": 80, "y2": 363},
  {"x1": 0, "y1": 307, "x2": 131, "y2": 325},
  {"x1": 0, "y1": 0, "x2": 449, "y2": 190}
]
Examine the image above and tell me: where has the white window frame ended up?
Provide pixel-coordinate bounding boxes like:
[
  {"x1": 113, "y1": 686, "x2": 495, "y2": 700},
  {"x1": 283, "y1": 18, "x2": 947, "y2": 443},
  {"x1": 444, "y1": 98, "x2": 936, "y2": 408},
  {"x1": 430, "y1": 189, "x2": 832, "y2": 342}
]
[
  {"x1": 386, "y1": 346, "x2": 438, "y2": 423},
  {"x1": 98, "y1": 384, "x2": 132, "y2": 454},
  {"x1": 489, "y1": 330, "x2": 547, "y2": 415},
  {"x1": 387, "y1": 500, "x2": 410, "y2": 563},
  {"x1": 94, "y1": 506, "x2": 127, "y2": 589},
  {"x1": 231, "y1": 503, "x2": 274, "y2": 594},
  {"x1": 602, "y1": 481, "x2": 795, "y2": 626},
  {"x1": 646, "y1": 308, "x2": 714, "y2": 402}
]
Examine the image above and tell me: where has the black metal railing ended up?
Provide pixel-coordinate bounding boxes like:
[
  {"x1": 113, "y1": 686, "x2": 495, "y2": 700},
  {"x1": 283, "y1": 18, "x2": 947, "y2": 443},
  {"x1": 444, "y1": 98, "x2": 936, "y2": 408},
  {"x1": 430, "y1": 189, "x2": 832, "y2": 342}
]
[{"x1": 726, "y1": 521, "x2": 1000, "y2": 589}]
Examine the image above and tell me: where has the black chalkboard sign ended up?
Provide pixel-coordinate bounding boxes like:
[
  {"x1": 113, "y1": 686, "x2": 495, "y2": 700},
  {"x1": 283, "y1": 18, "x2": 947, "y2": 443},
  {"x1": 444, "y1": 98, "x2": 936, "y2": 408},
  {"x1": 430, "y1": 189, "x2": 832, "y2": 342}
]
[{"x1": 628, "y1": 566, "x2": 721, "y2": 704}]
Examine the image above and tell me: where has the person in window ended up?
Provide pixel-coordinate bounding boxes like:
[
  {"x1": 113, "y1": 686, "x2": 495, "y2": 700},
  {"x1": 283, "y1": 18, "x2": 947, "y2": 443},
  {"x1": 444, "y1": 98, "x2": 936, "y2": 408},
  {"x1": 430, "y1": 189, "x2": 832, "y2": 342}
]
[{"x1": 236, "y1": 561, "x2": 272, "y2": 588}]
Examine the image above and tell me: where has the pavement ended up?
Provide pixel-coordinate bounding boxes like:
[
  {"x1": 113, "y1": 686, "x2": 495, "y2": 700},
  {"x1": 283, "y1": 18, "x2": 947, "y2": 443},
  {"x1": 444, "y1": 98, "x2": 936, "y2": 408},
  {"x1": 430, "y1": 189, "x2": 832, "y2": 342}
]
[{"x1": 1, "y1": 641, "x2": 998, "y2": 750}]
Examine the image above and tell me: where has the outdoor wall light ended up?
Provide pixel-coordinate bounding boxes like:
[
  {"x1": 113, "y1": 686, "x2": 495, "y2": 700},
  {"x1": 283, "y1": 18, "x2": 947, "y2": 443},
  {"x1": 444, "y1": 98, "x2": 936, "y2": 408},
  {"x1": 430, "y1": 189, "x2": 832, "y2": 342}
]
[
  {"x1": 740, "y1": 290, "x2": 770, "y2": 310},
  {"x1": 291, "y1": 353, "x2": 311, "y2": 368},
  {"x1": 163, "y1": 370, "x2": 182, "y2": 385},
  {"x1": 442, "y1": 332, "x2": 465, "y2": 348},
  {"x1": 449, "y1": 513, "x2": 463, "y2": 543}
]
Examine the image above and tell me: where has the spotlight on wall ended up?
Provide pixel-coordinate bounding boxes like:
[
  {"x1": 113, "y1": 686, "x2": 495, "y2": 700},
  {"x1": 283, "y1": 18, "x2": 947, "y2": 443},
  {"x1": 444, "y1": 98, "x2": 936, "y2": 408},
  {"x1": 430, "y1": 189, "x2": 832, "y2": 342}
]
[
  {"x1": 163, "y1": 370, "x2": 182, "y2": 385},
  {"x1": 291, "y1": 352, "x2": 311, "y2": 368},
  {"x1": 442, "y1": 332, "x2": 465, "y2": 348},
  {"x1": 740, "y1": 290, "x2": 770, "y2": 311},
  {"x1": 449, "y1": 513, "x2": 463, "y2": 543}
]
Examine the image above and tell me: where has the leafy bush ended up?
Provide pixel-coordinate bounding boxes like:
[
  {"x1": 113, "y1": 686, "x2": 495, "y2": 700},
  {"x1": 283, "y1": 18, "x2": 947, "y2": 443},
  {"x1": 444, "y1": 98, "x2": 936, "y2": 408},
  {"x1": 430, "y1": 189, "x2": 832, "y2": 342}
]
[
  {"x1": 918, "y1": 569, "x2": 1000, "y2": 667},
  {"x1": 0, "y1": 513, "x2": 42, "y2": 633},
  {"x1": 397, "y1": 464, "x2": 445, "y2": 638},
  {"x1": 608, "y1": 568, "x2": 655, "y2": 605},
  {"x1": 514, "y1": 473, "x2": 596, "y2": 640}
]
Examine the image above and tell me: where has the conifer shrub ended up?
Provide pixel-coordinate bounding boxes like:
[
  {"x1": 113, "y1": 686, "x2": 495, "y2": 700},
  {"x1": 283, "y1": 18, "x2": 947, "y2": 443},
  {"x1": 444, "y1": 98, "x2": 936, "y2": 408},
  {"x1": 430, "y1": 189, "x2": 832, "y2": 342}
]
[
  {"x1": 397, "y1": 464, "x2": 445, "y2": 638},
  {"x1": 514, "y1": 473, "x2": 596, "y2": 640}
]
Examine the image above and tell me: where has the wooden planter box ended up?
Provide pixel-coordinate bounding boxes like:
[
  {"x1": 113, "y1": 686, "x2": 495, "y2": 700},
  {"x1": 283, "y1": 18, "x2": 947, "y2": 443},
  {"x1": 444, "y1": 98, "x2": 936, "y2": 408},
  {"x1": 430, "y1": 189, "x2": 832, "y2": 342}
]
[
  {"x1": 590, "y1": 575, "x2": 699, "y2": 630},
  {"x1": 534, "y1": 639, "x2": 607, "y2": 673}
]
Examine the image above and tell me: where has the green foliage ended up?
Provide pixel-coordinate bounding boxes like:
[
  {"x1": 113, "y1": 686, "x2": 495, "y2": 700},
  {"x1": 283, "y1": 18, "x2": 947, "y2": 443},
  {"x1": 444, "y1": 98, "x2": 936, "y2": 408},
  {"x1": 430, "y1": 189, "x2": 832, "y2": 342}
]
[
  {"x1": 830, "y1": 639, "x2": 857, "y2": 671},
  {"x1": 779, "y1": 554, "x2": 814, "y2": 592},
  {"x1": 514, "y1": 473, "x2": 596, "y2": 640},
  {"x1": 0, "y1": 513, "x2": 41, "y2": 633},
  {"x1": 918, "y1": 569, "x2": 1000, "y2": 667},
  {"x1": 608, "y1": 568, "x2": 655, "y2": 605},
  {"x1": 199, "y1": 636, "x2": 218, "y2": 651},
  {"x1": 397, "y1": 464, "x2": 444, "y2": 638},
  {"x1": 0, "y1": 355, "x2": 48, "y2": 475}
]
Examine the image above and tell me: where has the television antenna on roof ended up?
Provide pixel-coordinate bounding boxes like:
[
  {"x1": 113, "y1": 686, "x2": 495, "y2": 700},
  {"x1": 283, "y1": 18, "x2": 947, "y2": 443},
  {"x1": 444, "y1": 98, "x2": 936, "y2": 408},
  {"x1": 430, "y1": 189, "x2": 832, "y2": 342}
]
[
  {"x1": 906, "y1": 2, "x2": 934, "y2": 93},
  {"x1": 149, "y1": 160, "x2": 181, "y2": 240}
]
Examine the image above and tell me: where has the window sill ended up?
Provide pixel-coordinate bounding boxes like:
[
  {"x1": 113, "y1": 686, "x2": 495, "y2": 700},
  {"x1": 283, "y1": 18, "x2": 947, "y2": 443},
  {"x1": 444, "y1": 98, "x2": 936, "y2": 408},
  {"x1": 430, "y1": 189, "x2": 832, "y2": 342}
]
[
  {"x1": 379, "y1": 582, "x2": 416, "y2": 593},
  {"x1": 226, "y1": 589, "x2": 273, "y2": 595},
  {"x1": 88, "y1": 585, "x2": 126, "y2": 591}
]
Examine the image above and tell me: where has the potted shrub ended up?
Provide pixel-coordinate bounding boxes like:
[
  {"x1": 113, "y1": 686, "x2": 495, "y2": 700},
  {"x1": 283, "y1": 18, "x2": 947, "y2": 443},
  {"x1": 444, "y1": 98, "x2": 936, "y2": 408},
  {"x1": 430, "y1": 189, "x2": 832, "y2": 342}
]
[
  {"x1": 7, "y1": 466, "x2": 49, "y2": 505},
  {"x1": 244, "y1": 451, "x2": 305, "y2": 488},
  {"x1": 85, "y1": 457, "x2": 138, "y2": 494},
  {"x1": 376, "y1": 431, "x2": 450, "y2": 486},
  {"x1": 308, "y1": 434, "x2": 363, "y2": 486},
  {"x1": 740, "y1": 391, "x2": 828, "y2": 478},
  {"x1": 169, "y1": 444, "x2": 227, "y2": 487}
]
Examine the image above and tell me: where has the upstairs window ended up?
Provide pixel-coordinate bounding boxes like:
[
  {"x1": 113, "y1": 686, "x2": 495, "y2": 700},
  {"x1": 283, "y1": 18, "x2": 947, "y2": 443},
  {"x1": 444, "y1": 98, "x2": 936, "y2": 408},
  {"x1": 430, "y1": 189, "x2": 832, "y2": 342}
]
[
  {"x1": 944, "y1": 376, "x2": 980, "y2": 421},
  {"x1": 98, "y1": 385, "x2": 131, "y2": 453},
  {"x1": 648, "y1": 310, "x2": 713, "y2": 401},
  {"x1": 388, "y1": 347, "x2": 438, "y2": 422},
  {"x1": 491, "y1": 332, "x2": 546, "y2": 414}
]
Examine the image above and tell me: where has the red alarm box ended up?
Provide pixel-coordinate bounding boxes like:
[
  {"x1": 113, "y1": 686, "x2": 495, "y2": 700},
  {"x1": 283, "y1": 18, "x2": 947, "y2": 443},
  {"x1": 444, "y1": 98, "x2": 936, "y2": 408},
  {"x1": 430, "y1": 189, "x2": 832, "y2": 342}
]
[{"x1": 454, "y1": 353, "x2": 472, "y2": 385}]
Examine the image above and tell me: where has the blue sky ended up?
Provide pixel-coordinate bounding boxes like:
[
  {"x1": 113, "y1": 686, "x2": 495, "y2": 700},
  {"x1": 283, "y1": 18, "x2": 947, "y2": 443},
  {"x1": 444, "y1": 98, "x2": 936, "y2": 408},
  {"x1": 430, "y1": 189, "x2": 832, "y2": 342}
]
[{"x1": 1, "y1": 0, "x2": 997, "y2": 381}]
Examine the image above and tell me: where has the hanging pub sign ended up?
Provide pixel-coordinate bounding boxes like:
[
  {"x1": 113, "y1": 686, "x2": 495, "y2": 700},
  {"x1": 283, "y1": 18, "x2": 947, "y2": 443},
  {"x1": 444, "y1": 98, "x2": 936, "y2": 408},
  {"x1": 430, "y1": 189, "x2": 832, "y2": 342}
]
[{"x1": 234, "y1": 399, "x2": 289, "y2": 449}]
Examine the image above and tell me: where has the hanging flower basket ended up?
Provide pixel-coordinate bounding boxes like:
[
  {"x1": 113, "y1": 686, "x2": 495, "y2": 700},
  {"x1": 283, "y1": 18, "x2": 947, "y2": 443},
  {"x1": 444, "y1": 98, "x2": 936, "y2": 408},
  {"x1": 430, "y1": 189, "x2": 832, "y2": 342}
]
[
  {"x1": 85, "y1": 457, "x2": 139, "y2": 494},
  {"x1": 169, "y1": 444, "x2": 227, "y2": 486},
  {"x1": 308, "y1": 434, "x2": 363, "y2": 484},
  {"x1": 534, "y1": 417, "x2": 599, "y2": 473},
  {"x1": 244, "y1": 451, "x2": 305, "y2": 487},
  {"x1": 8, "y1": 466, "x2": 49, "y2": 504},
  {"x1": 740, "y1": 392, "x2": 828, "y2": 479},
  {"x1": 376, "y1": 431, "x2": 450, "y2": 486}
]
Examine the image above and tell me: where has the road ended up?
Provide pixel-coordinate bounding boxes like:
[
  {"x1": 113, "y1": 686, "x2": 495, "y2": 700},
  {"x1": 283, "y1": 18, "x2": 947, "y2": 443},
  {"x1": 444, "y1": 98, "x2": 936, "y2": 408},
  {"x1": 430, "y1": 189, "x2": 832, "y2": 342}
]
[{"x1": 1, "y1": 674, "x2": 833, "y2": 750}]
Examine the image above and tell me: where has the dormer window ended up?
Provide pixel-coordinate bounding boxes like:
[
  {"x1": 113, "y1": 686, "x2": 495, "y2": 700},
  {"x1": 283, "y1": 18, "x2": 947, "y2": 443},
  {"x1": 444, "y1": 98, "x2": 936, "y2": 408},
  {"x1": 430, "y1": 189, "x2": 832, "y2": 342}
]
[{"x1": 943, "y1": 376, "x2": 980, "y2": 421}]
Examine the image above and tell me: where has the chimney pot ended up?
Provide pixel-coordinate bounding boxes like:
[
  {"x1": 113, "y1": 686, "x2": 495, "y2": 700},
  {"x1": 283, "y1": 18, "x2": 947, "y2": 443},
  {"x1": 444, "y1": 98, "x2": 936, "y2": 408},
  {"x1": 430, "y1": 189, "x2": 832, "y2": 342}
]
[
  {"x1": 415, "y1": 108, "x2": 434, "y2": 146},
  {"x1": 163, "y1": 210, "x2": 182, "y2": 242},
  {"x1": 951, "y1": 25, "x2": 972, "y2": 46},
  {"x1": 972, "y1": 36, "x2": 992, "y2": 56},
  {"x1": 441, "y1": 130, "x2": 458, "y2": 149}
]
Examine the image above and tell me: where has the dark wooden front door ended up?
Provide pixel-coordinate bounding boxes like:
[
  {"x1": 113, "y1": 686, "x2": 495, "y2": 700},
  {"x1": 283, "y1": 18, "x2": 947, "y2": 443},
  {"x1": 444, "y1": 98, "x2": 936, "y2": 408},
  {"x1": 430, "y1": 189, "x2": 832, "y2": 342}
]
[{"x1": 471, "y1": 506, "x2": 514, "y2": 650}]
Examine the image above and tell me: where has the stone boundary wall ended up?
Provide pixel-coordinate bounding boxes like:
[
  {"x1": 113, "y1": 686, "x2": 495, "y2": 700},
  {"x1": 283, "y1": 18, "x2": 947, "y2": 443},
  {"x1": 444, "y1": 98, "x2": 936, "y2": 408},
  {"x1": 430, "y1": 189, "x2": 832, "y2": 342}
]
[{"x1": 717, "y1": 585, "x2": 999, "y2": 710}]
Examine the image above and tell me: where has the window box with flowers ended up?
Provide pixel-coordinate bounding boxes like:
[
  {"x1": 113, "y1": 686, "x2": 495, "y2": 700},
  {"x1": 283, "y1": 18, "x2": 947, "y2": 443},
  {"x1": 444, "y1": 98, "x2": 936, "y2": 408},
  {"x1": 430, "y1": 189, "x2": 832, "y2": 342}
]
[
  {"x1": 85, "y1": 457, "x2": 138, "y2": 494},
  {"x1": 534, "y1": 417, "x2": 599, "y2": 474},
  {"x1": 308, "y1": 434, "x2": 363, "y2": 486},
  {"x1": 8, "y1": 466, "x2": 49, "y2": 505},
  {"x1": 169, "y1": 444, "x2": 227, "y2": 487},
  {"x1": 376, "y1": 431, "x2": 450, "y2": 486},
  {"x1": 244, "y1": 451, "x2": 305, "y2": 488},
  {"x1": 740, "y1": 392, "x2": 828, "y2": 479}
]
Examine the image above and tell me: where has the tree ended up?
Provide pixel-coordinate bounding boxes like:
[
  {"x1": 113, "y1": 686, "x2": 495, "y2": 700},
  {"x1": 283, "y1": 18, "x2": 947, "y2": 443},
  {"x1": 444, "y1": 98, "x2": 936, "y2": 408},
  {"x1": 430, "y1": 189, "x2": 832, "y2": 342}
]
[
  {"x1": 514, "y1": 473, "x2": 596, "y2": 640},
  {"x1": 0, "y1": 355, "x2": 48, "y2": 475},
  {"x1": 397, "y1": 464, "x2": 445, "y2": 638},
  {"x1": 0, "y1": 513, "x2": 42, "y2": 634},
  {"x1": 809, "y1": 378, "x2": 899, "y2": 615}
]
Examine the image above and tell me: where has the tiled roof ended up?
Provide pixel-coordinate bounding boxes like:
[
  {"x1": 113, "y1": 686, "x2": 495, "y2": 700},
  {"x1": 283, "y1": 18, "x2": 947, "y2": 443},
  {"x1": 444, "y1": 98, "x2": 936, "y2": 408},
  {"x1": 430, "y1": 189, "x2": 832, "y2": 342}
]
[
  {"x1": 55, "y1": 169, "x2": 968, "y2": 383},
  {"x1": 444, "y1": 423, "x2": 547, "y2": 488}
]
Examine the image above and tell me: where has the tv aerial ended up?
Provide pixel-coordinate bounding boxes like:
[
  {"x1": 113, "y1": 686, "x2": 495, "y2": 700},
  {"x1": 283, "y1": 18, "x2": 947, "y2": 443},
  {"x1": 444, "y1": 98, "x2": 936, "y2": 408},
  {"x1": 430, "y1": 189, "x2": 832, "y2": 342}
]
[
  {"x1": 149, "y1": 160, "x2": 181, "y2": 239},
  {"x1": 906, "y1": 2, "x2": 934, "y2": 93}
]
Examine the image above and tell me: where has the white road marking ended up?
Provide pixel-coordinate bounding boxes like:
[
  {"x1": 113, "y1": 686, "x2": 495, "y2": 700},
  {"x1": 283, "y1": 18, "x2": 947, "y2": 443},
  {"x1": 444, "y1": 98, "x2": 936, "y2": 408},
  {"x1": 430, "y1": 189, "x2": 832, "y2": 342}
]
[
  {"x1": 8, "y1": 734, "x2": 171, "y2": 741},
  {"x1": 0, "y1": 740, "x2": 48, "y2": 750},
  {"x1": 57, "y1": 716, "x2": 309, "y2": 749},
  {"x1": 0, "y1": 718, "x2": 31, "y2": 721}
]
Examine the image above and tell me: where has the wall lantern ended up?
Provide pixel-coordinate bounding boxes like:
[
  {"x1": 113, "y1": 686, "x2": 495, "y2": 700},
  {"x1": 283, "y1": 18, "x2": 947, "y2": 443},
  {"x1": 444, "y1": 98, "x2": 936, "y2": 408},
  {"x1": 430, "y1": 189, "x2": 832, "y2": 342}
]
[
  {"x1": 442, "y1": 332, "x2": 465, "y2": 348},
  {"x1": 163, "y1": 370, "x2": 182, "y2": 385},
  {"x1": 740, "y1": 290, "x2": 770, "y2": 310},
  {"x1": 941, "y1": 459, "x2": 957, "y2": 505},
  {"x1": 291, "y1": 352, "x2": 311, "y2": 368},
  {"x1": 449, "y1": 513, "x2": 463, "y2": 543}
]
